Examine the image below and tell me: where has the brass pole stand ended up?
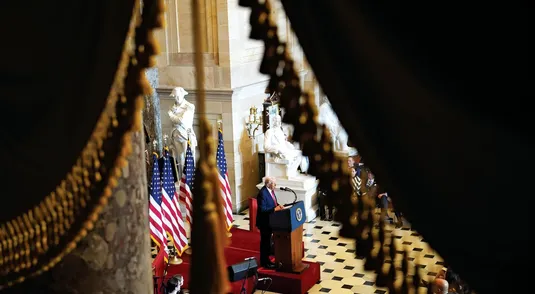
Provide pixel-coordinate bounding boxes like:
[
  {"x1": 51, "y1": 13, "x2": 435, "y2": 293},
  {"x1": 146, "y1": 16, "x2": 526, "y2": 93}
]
[{"x1": 169, "y1": 248, "x2": 183, "y2": 265}]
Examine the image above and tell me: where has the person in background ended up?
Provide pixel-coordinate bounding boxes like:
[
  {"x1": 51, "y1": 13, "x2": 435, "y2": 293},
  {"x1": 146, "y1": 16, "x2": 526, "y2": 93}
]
[
  {"x1": 364, "y1": 169, "x2": 378, "y2": 202},
  {"x1": 318, "y1": 187, "x2": 333, "y2": 221},
  {"x1": 350, "y1": 166, "x2": 363, "y2": 195},
  {"x1": 365, "y1": 170, "x2": 395, "y2": 223},
  {"x1": 347, "y1": 156, "x2": 355, "y2": 169},
  {"x1": 377, "y1": 189, "x2": 391, "y2": 219},
  {"x1": 445, "y1": 270, "x2": 461, "y2": 292},
  {"x1": 256, "y1": 177, "x2": 284, "y2": 268},
  {"x1": 165, "y1": 274, "x2": 186, "y2": 294},
  {"x1": 435, "y1": 267, "x2": 468, "y2": 293},
  {"x1": 432, "y1": 278, "x2": 449, "y2": 294}
]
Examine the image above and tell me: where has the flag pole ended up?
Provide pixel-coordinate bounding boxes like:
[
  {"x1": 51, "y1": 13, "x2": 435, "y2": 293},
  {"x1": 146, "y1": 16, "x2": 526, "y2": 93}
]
[
  {"x1": 168, "y1": 247, "x2": 183, "y2": 265},
  {"x1": 184, "y1": 138, "x2": 193, "y2": 255},
  {"x1": 218, "y1": 120, "x2": 233, "y2": 238}
]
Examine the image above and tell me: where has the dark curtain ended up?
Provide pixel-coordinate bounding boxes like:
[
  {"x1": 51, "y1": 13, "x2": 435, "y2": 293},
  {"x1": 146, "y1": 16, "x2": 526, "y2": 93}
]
[
  {"x1": 280, "y1": 1, "x2": 531, "y2": 292},
  {"x1": 0, "y1": 0, "x2": 135, "y2": 221}
]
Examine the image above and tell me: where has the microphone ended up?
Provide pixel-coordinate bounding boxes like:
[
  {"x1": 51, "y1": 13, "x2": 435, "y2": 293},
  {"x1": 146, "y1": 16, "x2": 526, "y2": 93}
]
[
  {"x1": 280, "y1": 186, "x2": 295, "y2": 192},
  {"x1": 280, "y1": 187, "x2": 298, "y2": 205}
]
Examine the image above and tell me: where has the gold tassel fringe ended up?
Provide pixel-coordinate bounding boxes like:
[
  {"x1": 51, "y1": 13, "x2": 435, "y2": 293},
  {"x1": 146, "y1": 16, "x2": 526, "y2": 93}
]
[
  {"x1": 0, "y1": 0, "x2": 165, "y2": 288},
  {"x1": 239, "y1": 0, "x2": 428, "y2": 292}
]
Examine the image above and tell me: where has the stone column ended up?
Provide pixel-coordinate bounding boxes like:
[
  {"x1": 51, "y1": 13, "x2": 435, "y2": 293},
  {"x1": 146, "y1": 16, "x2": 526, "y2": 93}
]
[
  {"x1": 45, "y1": 132, "x2": 152, "y2": 294},
  {"x1": 144, "y1": 67, "x2": 163, "y2": 154}
]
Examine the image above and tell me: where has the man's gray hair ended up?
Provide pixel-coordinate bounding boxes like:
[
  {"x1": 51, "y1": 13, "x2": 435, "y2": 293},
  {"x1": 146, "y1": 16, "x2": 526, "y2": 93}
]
[
  {"x1": 264, "y1": 177, "x2": 276, "y2": 185},
  {"x1": 433, "y1": 278, "x2": 449, "y2": 294}
]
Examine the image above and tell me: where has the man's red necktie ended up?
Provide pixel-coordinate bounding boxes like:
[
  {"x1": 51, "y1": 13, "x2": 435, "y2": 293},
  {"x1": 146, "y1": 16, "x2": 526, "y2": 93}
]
[{"x1": 271, "y1": 190, "x2": 278, "y2": 206}]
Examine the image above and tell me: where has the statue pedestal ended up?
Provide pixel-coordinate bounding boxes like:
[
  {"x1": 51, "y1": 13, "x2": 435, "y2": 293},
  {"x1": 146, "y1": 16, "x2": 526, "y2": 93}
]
[
  {"x1": 333, "y1": 147, "x2": 357, "y2": 158},
  {"x1": 265, "y1": 158, "x2": 296, "y2": 178},
  {"x1": 256, "y1": 173, "x2": 318, "y2": 222},
  {"x1": 264, "y1": 153, "x2": 303, "y2": 179}
]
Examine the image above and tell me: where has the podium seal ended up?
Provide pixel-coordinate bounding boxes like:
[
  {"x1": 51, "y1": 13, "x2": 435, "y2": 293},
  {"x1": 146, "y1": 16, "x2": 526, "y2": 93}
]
[{"x1": 295, "y1": 207, "x2": 303, "y2": 222}]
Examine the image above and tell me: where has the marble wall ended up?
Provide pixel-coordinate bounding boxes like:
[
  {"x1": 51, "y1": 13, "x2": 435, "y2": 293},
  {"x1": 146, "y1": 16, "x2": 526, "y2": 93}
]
[
  {"x1": 155, "y1": 0, "x2": 231, "y2": 89},
  {"x1": 154, "y1": 0, "x2": 321, "y2": 212},
  {"x1": 226, "y1": 0, "x2": 306, "y2": 88}
]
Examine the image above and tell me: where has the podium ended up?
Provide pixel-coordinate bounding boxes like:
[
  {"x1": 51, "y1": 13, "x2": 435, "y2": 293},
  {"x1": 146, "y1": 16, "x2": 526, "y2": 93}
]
[{"x1": 269, "y1": 201, "x2": 310, "y2": 273}]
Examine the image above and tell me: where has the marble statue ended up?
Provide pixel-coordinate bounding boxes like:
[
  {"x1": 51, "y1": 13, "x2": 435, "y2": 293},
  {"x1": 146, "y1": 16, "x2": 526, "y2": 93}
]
[
  {"x1": 264, "y1": 114, "x2": 304, "y2": 178},
  {"x1": 264, "y1": 114, "x2": 301, "y2": 160},
  {"x1": 168, "y1": 87, "x2": 197, "y2": 169},
  {"x1": 318, "y1": 100, "x2": 349, "y2": 151}
]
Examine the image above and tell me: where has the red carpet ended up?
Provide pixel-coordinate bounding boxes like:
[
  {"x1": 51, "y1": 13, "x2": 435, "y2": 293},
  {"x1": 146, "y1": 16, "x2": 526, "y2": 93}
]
[
  {"x1": 153, "y1": 227, "x2": 319, "y2": 294},
  {"x1": 258, "y1": 261, "x2": 321, "y2": 294}
]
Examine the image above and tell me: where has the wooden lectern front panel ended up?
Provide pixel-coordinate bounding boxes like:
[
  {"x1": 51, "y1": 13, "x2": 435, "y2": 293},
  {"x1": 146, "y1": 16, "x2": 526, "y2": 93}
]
[{"x1": 273, "y1": 226, "x2": 307, "y2": 273}]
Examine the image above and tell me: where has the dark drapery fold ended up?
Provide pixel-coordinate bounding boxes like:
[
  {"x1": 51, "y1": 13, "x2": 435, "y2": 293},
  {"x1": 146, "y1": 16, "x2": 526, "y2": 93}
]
[
  {"x1": 0, "y1": 0, "x2": 166, "y2": 287},
  {"x1": 280, "y1": 0, "x2": 531, "y2": 292},
  {"x1": 0, "y1": 1, "x2": 135, "y2": 220}
]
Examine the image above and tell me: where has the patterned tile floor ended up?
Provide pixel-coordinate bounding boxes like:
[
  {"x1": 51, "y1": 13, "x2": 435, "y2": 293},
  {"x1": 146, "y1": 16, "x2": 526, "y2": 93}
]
[{"x1": 153, "y1": 210, "x2": 443, "y2": 294}]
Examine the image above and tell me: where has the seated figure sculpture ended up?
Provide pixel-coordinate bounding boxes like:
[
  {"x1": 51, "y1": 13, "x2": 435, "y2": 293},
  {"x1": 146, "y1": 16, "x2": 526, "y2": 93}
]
[
  {"x1": 264, "y1": 114, "x2": 303, "y2": 178},
  {"x1": 264, "y1": 114, "x2": 301, "y2": 159}
]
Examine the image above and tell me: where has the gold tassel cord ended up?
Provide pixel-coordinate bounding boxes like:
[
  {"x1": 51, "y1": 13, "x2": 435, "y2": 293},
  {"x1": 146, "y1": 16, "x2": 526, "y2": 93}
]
[
  {"x1": 192, "y1": 0, "x2": 207, "y2": 155},
  {"x1": 238, "y1": 0, "x2": 432, "y2": 292},
  {"x1": 189, "y1": 0, "x2": 230, "y2": 292},
  {"x1": 0, "y1": 0, "x2": 165, "y2": 288},
  {"x1": 190, "y1": 121, "x2": 230, "y2": 294}
]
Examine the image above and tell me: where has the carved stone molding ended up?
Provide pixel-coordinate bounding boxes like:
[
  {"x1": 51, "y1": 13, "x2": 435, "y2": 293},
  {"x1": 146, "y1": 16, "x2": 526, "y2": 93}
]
[
  {"x1": 157, "y1": 86, "x2": 233, "y2": 102},
  {"x1": 167, "y1": 52, "x2": 217, "y2": 67},
  {"x1": 161, "y1": 0, "x2": 219, "y2": 64}
]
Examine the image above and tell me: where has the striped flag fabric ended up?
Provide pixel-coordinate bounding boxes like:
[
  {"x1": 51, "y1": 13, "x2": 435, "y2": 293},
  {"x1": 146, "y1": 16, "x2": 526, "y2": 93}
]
[
  {"x1": 179, "y1": 142, "x2": 195, "y2": 226},
  {"x1": 162, "y1": 149, "x2": 189, "y2": 255},
  {"x1": 148, "y1": 153, "x2": 168, "y2": 260},
  {"x1": 216, "y1": 128, "x2": 233, "y2": 230}
]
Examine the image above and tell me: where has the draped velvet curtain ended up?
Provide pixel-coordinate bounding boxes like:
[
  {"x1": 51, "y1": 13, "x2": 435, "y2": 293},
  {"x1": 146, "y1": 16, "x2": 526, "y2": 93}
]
[
  {"x1": 0, "y1": 0, "x2": 135, "y2": 221},
  {"x1": 280, "y1": 1, "x2": 531, "y2": 292}
]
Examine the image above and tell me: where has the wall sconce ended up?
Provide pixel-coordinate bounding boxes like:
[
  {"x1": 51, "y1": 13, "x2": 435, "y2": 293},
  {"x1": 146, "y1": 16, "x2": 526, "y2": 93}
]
[{"x1": 245, "y1": 106, "x2": 262, "y2": 139}]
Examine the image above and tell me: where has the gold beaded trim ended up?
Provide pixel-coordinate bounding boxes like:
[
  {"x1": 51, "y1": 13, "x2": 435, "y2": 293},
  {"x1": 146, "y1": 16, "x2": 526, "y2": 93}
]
[
  {"x1": 0, "y1": 0, "x2": 165, "y2": 288},
  {"x1": 240, "y1": 0, "x2": 431, "y2": 291}
]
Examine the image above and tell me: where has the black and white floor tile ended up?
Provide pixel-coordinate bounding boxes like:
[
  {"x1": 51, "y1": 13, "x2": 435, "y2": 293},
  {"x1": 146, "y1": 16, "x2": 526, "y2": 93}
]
[
  {"x1": 234, "y1": 210, "x2": 443, "y2": 294},
  {"x1": 153, "y1": 210, "x2": 443, "y2": 294}
]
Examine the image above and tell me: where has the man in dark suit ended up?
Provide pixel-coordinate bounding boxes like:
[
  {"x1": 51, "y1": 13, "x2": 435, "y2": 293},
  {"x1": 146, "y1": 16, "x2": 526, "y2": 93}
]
[{"x1": 256, "y1": 177, "x2": 284, "y2": 268}]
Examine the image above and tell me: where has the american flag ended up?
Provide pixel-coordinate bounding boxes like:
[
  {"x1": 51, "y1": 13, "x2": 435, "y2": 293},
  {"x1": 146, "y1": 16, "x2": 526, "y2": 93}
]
[
  {"x1": 179, "y1": 142, "x2": 195, "y2": 226},
  {"x1": 162, "y1": 149, "x2": 189, "y2": 255},
  {"x1": 216, "y1": 129, "x2": 233, "y2": 230},
  {"x1": 148, "y1": 153, "x2": 168, "y2": 260}
]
